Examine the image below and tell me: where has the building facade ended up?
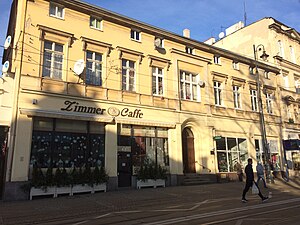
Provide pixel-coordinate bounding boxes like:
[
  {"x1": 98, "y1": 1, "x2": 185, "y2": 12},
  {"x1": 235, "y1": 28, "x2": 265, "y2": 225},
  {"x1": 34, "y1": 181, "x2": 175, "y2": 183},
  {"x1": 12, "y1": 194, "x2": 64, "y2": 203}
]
[
  {"x1": 0, "y1": 0, "x2": 280, "y2": 200},
  {"x1": 213, "y1": 17, "x2": 300, "y2": 176}
]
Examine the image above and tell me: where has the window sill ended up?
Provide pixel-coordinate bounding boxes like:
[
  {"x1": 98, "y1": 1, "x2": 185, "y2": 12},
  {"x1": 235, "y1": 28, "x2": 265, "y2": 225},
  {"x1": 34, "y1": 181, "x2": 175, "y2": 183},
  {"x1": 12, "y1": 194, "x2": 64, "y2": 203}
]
[
  {"x1": 130, "y1": 38, "x2": 141, "y2": 43},
  {"x1": 90, "y1": 26, "x2": 103, "y2": 32},
  {"x1": 49, "y1": 15, "x2": 65, "y2": 20}
]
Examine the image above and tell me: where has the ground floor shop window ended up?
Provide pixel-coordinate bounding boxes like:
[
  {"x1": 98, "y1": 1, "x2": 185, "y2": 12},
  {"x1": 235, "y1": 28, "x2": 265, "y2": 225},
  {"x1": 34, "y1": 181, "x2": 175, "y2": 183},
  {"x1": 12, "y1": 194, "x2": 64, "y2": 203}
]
[
  {"x1": 117, "y1": 124, "x2": 169, "y2": 174},
  {"x1": 292, "y1": 152, "x2": 300, "y2": 170},
  {"x1": 30, "y1": 118, "x2": 105, "y2": 168},
  {"x1": 216, "y1": 137, "x2": 248, "y2": 172}
]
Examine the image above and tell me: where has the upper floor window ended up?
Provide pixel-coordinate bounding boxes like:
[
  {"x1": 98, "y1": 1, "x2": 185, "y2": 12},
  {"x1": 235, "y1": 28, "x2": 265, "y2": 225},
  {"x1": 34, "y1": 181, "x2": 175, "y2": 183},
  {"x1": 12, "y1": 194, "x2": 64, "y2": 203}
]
[
  {"x1": 214, "y1": 56, "x2": 221, "y2": 65},
  {"x1": 250, "y1": 89, "x2": 258, "y2": 112},
  {"x1": 264, "y1": 71, "x2": 269, "y2": 79},
  {"x1": 233, "y1": 85, "x2": 241, "y2": 109},
  {"x1": 214, "y1": 81, "x2": 222, "y2": 106},
  {"x1": 278, "y1": 40, "x2": 284, "y2": 58},
  {"x1": 290, "y1": 46, "x2": 296, "y2": 63},
  {"x1": 152, "y1": 67, "x2": 163, "y2": 96},
  {"x1": 266, "y1": 93, "x2": 273, "y2": 114},
  {"x1": 186, "y1": 47, "x2": 193, "y2": 54},
  {"x1": 49, "y1": 2, "x2": 64, "y2": 19},
  {"x1": 232, "y1": 61, "x2": 239, "y2": 70},
  {"x1": 122, "y1": 59, "x2": 135, "y2": 91},
  {"x1": 90, "y1": 17, "x2": 102, "y2": 30},
  {"x1": 249, "y1": 66, "x2": 255, "y2": 75},
  {"x1": 180, "y1": 71, "x2": 200, "y2": 101},
  {"x1": 131, "y1": 30, "x2": 141, "y2": 41},
  {"x1": 42, "y1": 41, "x2": 63, "y2": 79},
  {"x1": 86, "y1": 51, "x2": 102, "y2": 86},
  {"x1": 295, "y1": 79, "x2": 300, "y2": 94}
]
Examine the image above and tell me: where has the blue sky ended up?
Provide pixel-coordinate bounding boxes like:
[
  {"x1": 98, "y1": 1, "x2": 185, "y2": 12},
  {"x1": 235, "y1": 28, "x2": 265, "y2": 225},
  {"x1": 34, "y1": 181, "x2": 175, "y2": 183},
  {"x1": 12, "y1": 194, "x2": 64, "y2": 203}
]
[{"x1": 1, "y1": 0, "x2": 300, "y2": 67}]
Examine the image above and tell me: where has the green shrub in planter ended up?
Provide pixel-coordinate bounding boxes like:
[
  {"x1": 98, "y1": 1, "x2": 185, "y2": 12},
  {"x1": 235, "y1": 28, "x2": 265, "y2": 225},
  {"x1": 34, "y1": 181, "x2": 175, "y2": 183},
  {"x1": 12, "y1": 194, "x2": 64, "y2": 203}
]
[
  {"x1": 54, "y1": 167, "x2": 70, "y2": 187},
  {"x1": 45, "y1": 167, "x2": 54, "y2": 187},
  {"x1": 137, "y1": 158, "x2": 167, "y2": 181},
  {"x1": 31, "y1": 166, "x2": 45, "y2": 188}
]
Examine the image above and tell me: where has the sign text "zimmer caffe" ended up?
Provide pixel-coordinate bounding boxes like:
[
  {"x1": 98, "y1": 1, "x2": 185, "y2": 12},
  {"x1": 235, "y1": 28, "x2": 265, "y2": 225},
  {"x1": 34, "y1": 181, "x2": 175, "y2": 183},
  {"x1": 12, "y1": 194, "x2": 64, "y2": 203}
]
[{"x1": 60, "y1": 100, "x2": 143, "y2": 118}]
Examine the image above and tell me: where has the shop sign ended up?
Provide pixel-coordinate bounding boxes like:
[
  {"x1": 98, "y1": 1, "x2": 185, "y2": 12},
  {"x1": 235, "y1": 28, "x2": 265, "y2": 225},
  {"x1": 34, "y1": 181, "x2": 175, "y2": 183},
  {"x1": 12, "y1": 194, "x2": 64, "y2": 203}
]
[
  {"x1": 107, "y1": 107, "x2": 143, "y2": 118},
  {"x1": 61, "y1": 100, "x2": 105, "y2": 114},
  {"x1": 60, "y1": 101, "x2": 144, "y2": 119}
]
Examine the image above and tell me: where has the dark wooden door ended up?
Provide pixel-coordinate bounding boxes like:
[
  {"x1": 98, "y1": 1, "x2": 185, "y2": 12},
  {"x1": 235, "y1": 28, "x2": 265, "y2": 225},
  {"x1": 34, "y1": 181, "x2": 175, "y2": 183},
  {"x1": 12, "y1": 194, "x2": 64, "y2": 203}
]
[
  {"x1": 117, "y1": 152, "x2": 132, "y2": 187},
  {"x1": 182, "y1": 128, "x2": 195, "y2": 173}
]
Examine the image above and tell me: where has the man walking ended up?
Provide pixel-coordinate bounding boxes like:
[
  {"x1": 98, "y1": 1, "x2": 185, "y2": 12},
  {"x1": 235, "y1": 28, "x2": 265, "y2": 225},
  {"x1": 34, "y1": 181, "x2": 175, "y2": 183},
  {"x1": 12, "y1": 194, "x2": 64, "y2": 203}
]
[
  {"x1": 242, "y1": 158, "x2": 268, "y2": 203},
  {"x1": 256, "y1": 162, "x2": 267, "y2": 188}
]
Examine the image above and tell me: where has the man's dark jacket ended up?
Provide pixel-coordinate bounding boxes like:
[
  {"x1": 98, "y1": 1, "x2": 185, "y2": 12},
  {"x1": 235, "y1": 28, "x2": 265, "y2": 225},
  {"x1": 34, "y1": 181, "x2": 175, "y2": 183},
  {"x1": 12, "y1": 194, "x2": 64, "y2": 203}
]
[{"x1": 245, "y1": 164, "x2": 254, "y2": 183}]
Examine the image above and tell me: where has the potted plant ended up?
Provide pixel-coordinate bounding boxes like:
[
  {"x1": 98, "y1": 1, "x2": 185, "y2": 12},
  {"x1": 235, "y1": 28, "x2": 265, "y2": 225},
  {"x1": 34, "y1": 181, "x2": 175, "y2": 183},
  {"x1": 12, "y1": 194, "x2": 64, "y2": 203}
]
[
  {"x1": 71, "y1": 166, "x2": 93, "y2": 195},
  {"x1": 136, "y1": 158, "x2": 167, "y2": 189},
  {"x1": 30, "y1": 167, "x2": 56, "y2": 200},
  {"x1": 54, "y1": 167, "x2": 72, "y2": 197},
  {"x1": 92, "y1": 165, "x2": 108, "y2": 193}
]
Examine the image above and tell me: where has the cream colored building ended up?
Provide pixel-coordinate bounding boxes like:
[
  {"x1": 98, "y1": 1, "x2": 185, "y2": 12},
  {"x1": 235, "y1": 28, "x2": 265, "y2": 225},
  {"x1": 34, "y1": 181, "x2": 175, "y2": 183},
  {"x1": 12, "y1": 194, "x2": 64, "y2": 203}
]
[
  {"x1": 214, "y1": 17, "x2": 300, "y2": 175},
  {"x1": 0, "y1": 0, "x2": 280, "y2": 200}
]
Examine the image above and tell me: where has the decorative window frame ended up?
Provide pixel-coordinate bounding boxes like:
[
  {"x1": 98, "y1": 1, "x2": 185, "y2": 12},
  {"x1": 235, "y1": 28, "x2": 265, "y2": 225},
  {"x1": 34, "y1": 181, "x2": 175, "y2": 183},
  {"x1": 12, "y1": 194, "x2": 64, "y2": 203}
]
[
  {"x1": 81, "y1": 37, "x2": 113, "y2": 87},
  {"x1": 38, "y1": 25, "x2": 74, "y2": 80}
]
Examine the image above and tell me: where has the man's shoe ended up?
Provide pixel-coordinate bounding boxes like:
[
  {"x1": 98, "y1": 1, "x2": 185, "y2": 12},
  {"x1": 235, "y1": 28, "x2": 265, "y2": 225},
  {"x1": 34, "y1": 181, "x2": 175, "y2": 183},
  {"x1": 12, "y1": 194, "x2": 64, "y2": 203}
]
[
  {"x1": 242, "y1": 199, "x2": 248, "y2": 203},
  {"x1": 262, "y1": 197, "x2": 269, "y2": 202}
]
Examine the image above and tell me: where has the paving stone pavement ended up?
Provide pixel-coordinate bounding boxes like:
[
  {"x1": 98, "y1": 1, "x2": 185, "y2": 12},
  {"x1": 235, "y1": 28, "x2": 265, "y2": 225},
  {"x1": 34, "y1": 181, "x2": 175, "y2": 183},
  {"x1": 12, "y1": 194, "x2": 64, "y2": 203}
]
[{"x1": 0, "y1": 177, "x2": 299, "y2": 225}]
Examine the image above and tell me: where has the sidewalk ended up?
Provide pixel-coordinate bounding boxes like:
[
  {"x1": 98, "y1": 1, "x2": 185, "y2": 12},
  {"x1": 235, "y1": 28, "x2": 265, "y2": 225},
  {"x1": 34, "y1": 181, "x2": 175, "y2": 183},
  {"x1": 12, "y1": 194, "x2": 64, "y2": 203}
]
[{"x1": 0, "y1": 178, "x2": 299, "y2": 225}]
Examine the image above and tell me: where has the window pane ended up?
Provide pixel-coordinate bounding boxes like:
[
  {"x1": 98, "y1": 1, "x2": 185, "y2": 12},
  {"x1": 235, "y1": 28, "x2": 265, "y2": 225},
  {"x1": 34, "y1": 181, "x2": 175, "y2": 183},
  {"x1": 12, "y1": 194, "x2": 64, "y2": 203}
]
[
  {"x1": 216, "y1": 137, "x2": 226, "y2": 150},
  {"x1": 217, "y1": 152, "x2": 228, "y2": 172}
]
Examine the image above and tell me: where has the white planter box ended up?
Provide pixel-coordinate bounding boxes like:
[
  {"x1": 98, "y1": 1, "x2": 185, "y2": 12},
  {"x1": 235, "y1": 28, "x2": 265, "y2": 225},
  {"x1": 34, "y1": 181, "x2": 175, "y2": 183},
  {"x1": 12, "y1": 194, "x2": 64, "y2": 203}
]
[
  {"x1": 92, "y1": 183, "x2": 107, "y2": 193},
  {"x1": 137, "y1": 179, "x2": 166, "y2": 189},
  {"x1": 30, "y1": 187, "x2": 56, "y2": 200},
  {"x1": 71, "y1": 184, "x2": 93, "y2": 195},
  {"x1": 55, "y1": 186, "x2": 72, "y2": 197}
]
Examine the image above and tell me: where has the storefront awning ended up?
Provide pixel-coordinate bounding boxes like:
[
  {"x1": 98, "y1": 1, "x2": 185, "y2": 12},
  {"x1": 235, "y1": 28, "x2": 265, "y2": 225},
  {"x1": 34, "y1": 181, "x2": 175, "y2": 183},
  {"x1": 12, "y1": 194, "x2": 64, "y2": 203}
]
[
  {"x1": 116, "y1": 117, "x2": 176, "y2": 128},
  {"x1": 20, "y1": 108, "x2": 114, "y2": 123}
]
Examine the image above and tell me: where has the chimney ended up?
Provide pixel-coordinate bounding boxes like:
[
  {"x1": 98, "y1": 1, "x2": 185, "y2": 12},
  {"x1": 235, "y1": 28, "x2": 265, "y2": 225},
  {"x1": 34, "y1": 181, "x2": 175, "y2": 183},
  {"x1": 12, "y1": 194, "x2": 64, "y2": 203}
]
[{"x1": 183, "y1": 29, "x2": 190, "y2": 38}]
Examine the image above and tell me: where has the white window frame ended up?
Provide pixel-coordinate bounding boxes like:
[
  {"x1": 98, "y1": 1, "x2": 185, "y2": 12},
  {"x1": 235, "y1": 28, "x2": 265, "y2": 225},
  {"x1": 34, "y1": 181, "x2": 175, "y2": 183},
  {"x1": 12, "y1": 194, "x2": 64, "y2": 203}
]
[
  {"x1": 180, "y1": 71, "x2": 200, "y2": 101},
  {"x1": 131, "y1": 30, "x2": 141, "y2": 42},
  {"x1": 278, "y1": 40, "x2": 285, "y2": 58},
  {"x1": 249, "y1": 66, "x2": 255, "y2": 75},
  {"x1": 86, "y1": 51, "x2": 102, "y2": 86},
  {"x1": 214, "y1": 56, "x2": 221, "y2": 65},
  {"x1": 233, "y1": 85, "x2": 241, "y2": 109},
  {"x1": 232, "y1": 61, "x2": 239, "y2": 70},
  {"x1": 250, "y1": 89, "x2": 258, "y2": 112},
  {"x1": 122, "y1": 59, "x2": 135, "y2": 91},
  {"x1": 266, "y1": 93, "x2": 273, "y2": 114},
  {"x1": 90, "y1": 17, "x2": 102, "y2": 30},
  {"x1": 290, "y1": 46, "x2": 296, "y2": 63},
  {"x1": 42, "y1": 41, "x2": 63, "y2": 79},
  {"x1": 264, "y1": 71, "x2": 269, "y2": 79},
  {"x1": 152, "y1": 67, "x2": 164, "y2": 96},
  {"x1": 186, "y1": 46, "x2": 193, "y2": 54},
  {"x1": 214, "y1": 81, "x2": 222, "y2": 106},
  {"x1": 49, "y1": 2, "x2": 64, "y2": 19}
]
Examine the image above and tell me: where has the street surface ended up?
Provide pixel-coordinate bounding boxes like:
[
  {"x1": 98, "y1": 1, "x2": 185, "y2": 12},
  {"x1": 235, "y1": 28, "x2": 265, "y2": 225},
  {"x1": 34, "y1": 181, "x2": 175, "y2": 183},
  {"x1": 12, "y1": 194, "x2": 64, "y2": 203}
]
[{"x1": 0, "y1": 178, "x2": 299, "y2": 225}]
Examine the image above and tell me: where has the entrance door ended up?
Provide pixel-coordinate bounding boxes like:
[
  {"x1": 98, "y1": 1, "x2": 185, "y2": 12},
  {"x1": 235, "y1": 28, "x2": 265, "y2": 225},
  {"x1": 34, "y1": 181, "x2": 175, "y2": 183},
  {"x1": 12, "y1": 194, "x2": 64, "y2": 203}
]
[
  {"x1": 117, "y1": 151, "x2": 132, "y2": 187},
  {"x1": 182, "y1": 127, "x2": 196, "y2": 173}
]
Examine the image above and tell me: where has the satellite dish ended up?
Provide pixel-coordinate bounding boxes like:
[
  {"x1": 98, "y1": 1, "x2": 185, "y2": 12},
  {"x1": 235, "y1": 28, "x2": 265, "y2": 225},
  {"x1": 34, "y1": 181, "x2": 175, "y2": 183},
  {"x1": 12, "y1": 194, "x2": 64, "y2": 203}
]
[
  {"x1": 198, "y1": 80, "x2": 205, "y2": 87},
  {"x1": 4, "y1": 35, "x2": 12, "y2": 50},
  {"x1": 73, "y1": 59, "x2": 84, "y2": 76},
  {"x1": 218, "y1": 32, "x2": 225, "y2": 39},
  {"x1": 2, "y1": 61, "x2": 9, "y2": 73},
  {"x1": 154, "y1": 38, "x2": 162, "y2": 47}
]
